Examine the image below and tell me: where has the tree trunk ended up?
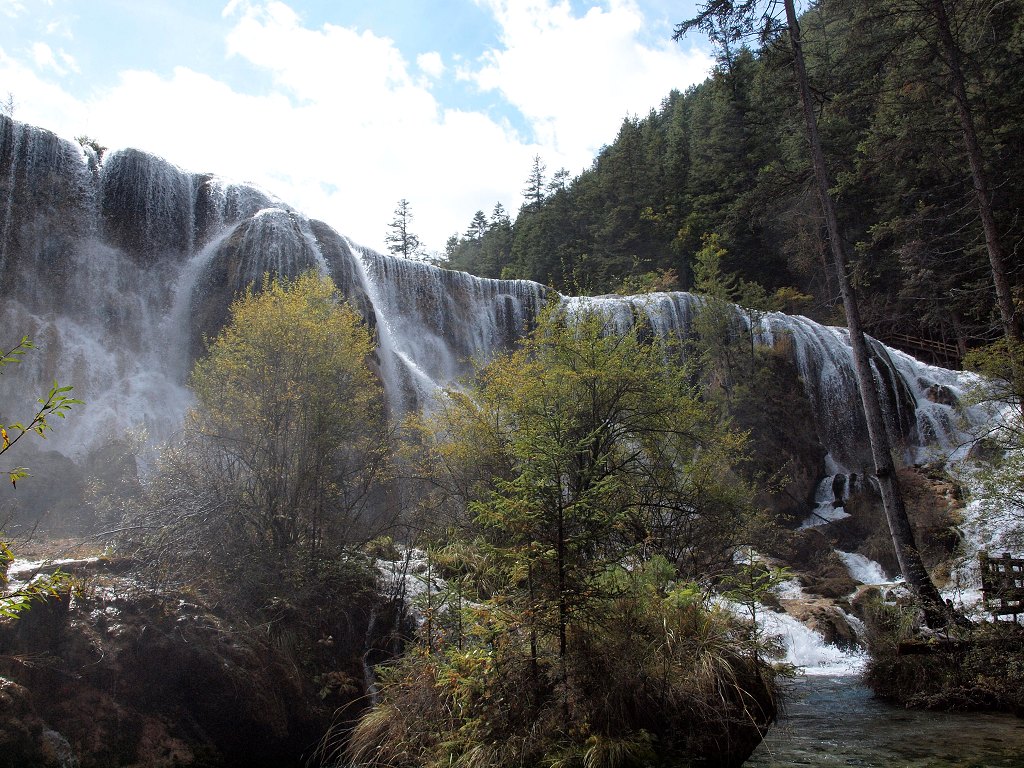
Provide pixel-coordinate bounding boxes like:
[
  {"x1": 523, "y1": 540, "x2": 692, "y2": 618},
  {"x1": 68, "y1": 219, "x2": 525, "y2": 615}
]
[
  {"x1": 556, "y1": 501, "x2": 569, "y2": 725},
  {"x1": 784, "y1": 0, "x2": 946, "y2": 623},
  {"x1": 929, "y1": 0, "x2": 1020, "y2": 347},
  {"x1": 528, "y1": 560, "x2": 540, "y2": 707}
]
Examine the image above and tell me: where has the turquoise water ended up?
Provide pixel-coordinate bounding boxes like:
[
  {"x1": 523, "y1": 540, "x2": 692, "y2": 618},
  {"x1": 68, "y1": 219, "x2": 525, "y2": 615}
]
[{"x1": 747, "y1": 676, "x2": 1024, "y2": 767}]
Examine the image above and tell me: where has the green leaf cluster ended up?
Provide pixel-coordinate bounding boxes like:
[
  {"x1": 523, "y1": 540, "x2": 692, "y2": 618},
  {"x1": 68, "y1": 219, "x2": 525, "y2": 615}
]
[
  {"x1": 0, "y1": 335, "x2": 80, "y2": 619},
  {"x1": 0, "y1": 541, "x2": 73, "y2": 619},
  {"x1": 1, "y1": 336, "x2": 82, "y2": 487}
]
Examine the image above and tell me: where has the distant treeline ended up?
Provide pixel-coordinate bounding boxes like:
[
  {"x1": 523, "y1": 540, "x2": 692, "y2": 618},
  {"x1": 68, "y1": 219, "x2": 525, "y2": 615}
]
[{"x1": 442, "y1": 0, "x2": 1023, "y2": 350}]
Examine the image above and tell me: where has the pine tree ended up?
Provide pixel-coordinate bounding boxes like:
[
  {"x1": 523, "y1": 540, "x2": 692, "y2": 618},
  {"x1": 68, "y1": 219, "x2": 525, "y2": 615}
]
[
  {"x1": 522, "y1": 154, "x2": 547, "y2": 208},
  {"x1": 385, "y1": 198, "x2": 423, "y2": 260},
  {"x1": 465, "y1": 210, "x2": 488, "y2": 241}
]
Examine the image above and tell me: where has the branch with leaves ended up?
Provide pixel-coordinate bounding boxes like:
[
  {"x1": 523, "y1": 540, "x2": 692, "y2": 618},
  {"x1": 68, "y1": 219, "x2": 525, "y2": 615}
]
[
  {"x1": 1, "y1": 336, "x2": 82, "y2": 487},
  {"x1": 0, "y1": 540, "x2": 73, "y2": 619},
  {"x1": 0, "y1": 335, "x2": 81, "y2": 619}
]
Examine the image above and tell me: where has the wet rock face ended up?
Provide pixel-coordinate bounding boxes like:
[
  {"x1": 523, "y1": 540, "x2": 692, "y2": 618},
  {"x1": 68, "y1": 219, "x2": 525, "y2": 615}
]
[
  {"x1": 0, "y1": 116, "x2": 94, "y2": 313},
  {"x1": 0, "y1": 573, "x2": 377, "y2": 768},
  {"x1": 924, "y1": 383, "x2": 959, "y2": 408},
  {"x1": 831, "y1": 466, "x2": 962, "y2": 578},
  {"x1": 783, "y1": 600, "x2": 860, "y2": 649},
  {"x1": 1, "y1": 117, "x2": 384, "y2": 452},
  {"x1": 2, "y1": 115, "x2": 980, "y2": 484},
  {"x1": 729, "y1": 349, "x2": 828, "y2": 520},
  {"x1": 99, "y1": 148, "x2": 197, "y2": 266}
]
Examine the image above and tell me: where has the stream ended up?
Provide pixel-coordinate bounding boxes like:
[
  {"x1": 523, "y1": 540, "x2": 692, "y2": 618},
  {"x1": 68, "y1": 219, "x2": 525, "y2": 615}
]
[{"x1": 747, "y1": 674, "x2": 1024, "y2": 767}]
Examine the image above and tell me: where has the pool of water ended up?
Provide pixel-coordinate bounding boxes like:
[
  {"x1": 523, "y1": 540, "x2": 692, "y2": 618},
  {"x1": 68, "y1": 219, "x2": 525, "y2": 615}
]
[{"x1": 747, "y1": 675, "x2": 1024, "y2": 767}]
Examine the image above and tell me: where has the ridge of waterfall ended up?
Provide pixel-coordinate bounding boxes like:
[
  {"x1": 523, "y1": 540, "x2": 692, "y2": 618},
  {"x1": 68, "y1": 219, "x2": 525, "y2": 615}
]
[
  {"x1": 0, "y1": 115, "x2": 989, "y2": 478},
  {"x1": 344, "y1": 238, "x2": 437, "y2": 412},
  {"x1": 562, "y1": 291, "x2": 982, "y2": 475}
]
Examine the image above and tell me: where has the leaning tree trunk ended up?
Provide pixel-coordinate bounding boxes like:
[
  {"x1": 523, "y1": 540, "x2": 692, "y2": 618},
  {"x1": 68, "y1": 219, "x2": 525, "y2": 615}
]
[
  {"x1": 784, "y1": 0, "x2": 946, "y2": 623},
  {"x1": 927, "y1": 0, "x2": 1022, "y2": 418},
  {"x1": 929, "y1": 0, "x2": 1020, "y2": 348}
]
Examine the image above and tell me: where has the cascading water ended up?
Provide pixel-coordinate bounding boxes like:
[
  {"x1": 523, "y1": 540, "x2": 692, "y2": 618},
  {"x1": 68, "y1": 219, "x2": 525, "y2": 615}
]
[
  {"x1": 351, "y1": 242, "x2": 548, "y2": 411},
  {"x1": 0, "y1": 113, "x2": 991, "y2": 483},
  {"x1": 562, "y1": 291, "x2": 982, "y2": 476},
  {"x1": 0, "y1": 117, "x2": 368, "y2": 453}
]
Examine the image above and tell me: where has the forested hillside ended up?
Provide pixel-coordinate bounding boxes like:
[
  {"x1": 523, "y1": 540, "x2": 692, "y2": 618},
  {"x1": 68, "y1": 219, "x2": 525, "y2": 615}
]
[{"x1": 443, "y1": 0, "x2": 1023, "y2": 358}]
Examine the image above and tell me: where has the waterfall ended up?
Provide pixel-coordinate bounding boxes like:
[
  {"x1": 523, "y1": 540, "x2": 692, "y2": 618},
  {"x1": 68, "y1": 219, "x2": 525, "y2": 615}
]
[
  {"x1": 0, "y1": 115, "x2": 988, "y2": 477},
  {"x1": 351, "y1": 244, "x2": 548, "y2": 411},
  {"x1": 99, "y1": 148, "x2": 198, "y2": 264},
  {"x1": 558, "y1": 292, "x2": 981, "y2": 473}
]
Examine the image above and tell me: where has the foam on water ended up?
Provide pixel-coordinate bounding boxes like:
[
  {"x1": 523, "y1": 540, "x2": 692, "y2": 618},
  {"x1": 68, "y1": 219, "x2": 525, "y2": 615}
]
[
  {"x1": 835, "y1": 550, "x2": 895, "y2": 587},
  {"x1": 760, "y1": 608, "x2": 867, "y2": 675}
]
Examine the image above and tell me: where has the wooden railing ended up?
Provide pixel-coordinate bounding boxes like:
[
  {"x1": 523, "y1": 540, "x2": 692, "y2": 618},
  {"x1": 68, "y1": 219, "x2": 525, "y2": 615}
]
[
  {"x1": 882, "y1": 333, "x2": 962, "y2": 368},
  {"x1": 980, "y1": 551, "x2": 1024, "y2": 620}
]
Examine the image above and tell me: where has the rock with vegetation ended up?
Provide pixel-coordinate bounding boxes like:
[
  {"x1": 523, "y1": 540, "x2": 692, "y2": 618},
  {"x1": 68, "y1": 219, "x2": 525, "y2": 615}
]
[
  {"x1": 0, "y1": 559, "x2": 382, "y2": 768},
  {"x1": 832, "y1": 466, "x2": 963, "y2": 581},
  {"x1": 861, "y1": 596, "x2": 1024, "y2": 714}
]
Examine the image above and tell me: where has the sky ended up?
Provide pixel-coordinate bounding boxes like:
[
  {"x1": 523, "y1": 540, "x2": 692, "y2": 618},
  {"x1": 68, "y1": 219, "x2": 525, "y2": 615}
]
[{"x1": 0, "y1": 0, "x2": 713, "y2": 255}]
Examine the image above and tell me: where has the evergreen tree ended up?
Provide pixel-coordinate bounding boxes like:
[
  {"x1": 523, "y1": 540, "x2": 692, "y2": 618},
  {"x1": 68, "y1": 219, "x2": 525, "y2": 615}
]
[
  {"x1": 385, "y1": 198, "x2": 423, "y2": 260},
  {"x1": 489, "y1": 201, "x2": 510, "y2": 229},
  {"x1": 348, "y1": 302, "x2": 776, "y2": 768},
  {"x1": 522, "y1": 154, "x2": 547, "y2": 208},
  {"x1": 546, "y1": 167, "x2": 570, "y2": 195},
  {"x1": 465, "y1": 209, "x2": 488, "y2": 241},
  {"x1": 443, "y1": 233, "x2": 459, "y2": 261},
  {"x1": 429, "y1": 0, "x2": 1022, "y2": 344}
]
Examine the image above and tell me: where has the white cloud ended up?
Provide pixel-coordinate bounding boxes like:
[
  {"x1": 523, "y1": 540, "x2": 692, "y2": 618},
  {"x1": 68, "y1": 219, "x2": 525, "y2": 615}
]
[
  {"x1": 417, "y1": 51, "x2": 444, "y2": 79},
  {"x1": 45, "y1": 17, "x2": 74, "y2": 38},
  {"x1": 1, "y1": 1, "x2": 27, "y2": 18},
  {"x1": 58, "y1": 49, "x2": 78, "y2": 73},
  {"x1": 468, "y1": 0, "x2": 711, "y2": 167},
  {"x1": 211, "y1": 1, "x2": 518, "y2": 249},
  {"x1": 31, "y1": 41, "x2": 57, "y2": 70},
  {"x1": 28, "y1": 41, "x2": 78, "y2": 76},
  {"x1": 0, "y1": 1, "x2": 712, "y2": 256},
  {"x1": 0, "y1": 46, "x2": 88, "y2": 124},
  {"x1": 35, "y1": 3, "x2": 537, "y2": 254}
]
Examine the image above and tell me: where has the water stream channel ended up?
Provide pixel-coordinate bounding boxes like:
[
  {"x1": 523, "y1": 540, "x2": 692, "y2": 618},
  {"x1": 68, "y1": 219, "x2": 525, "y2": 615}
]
[{"x1": 747, "y1": 673, "x2": 1024, "y2": 767}]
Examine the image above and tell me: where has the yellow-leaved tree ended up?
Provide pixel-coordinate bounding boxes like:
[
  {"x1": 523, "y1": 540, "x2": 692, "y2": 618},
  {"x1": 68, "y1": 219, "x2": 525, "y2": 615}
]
[{"x1": 126, "y1": 272, "x2": 391, "y2": 599}]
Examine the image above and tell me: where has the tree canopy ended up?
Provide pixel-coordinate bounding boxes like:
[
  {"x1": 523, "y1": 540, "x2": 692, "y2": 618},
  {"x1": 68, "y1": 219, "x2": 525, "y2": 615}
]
[
  {"x1": 385, "y1": 198, "x2": 424, "y2": 261},
  {"x1": 440, "y1": 0, "x2": 1023, "y2": 359},
  {"x1": 125, "y1": 272, "x2": 391, "y2": 600},
  {"x1": 346, "y1": 302, "x2": 776, "y2": 768}
]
